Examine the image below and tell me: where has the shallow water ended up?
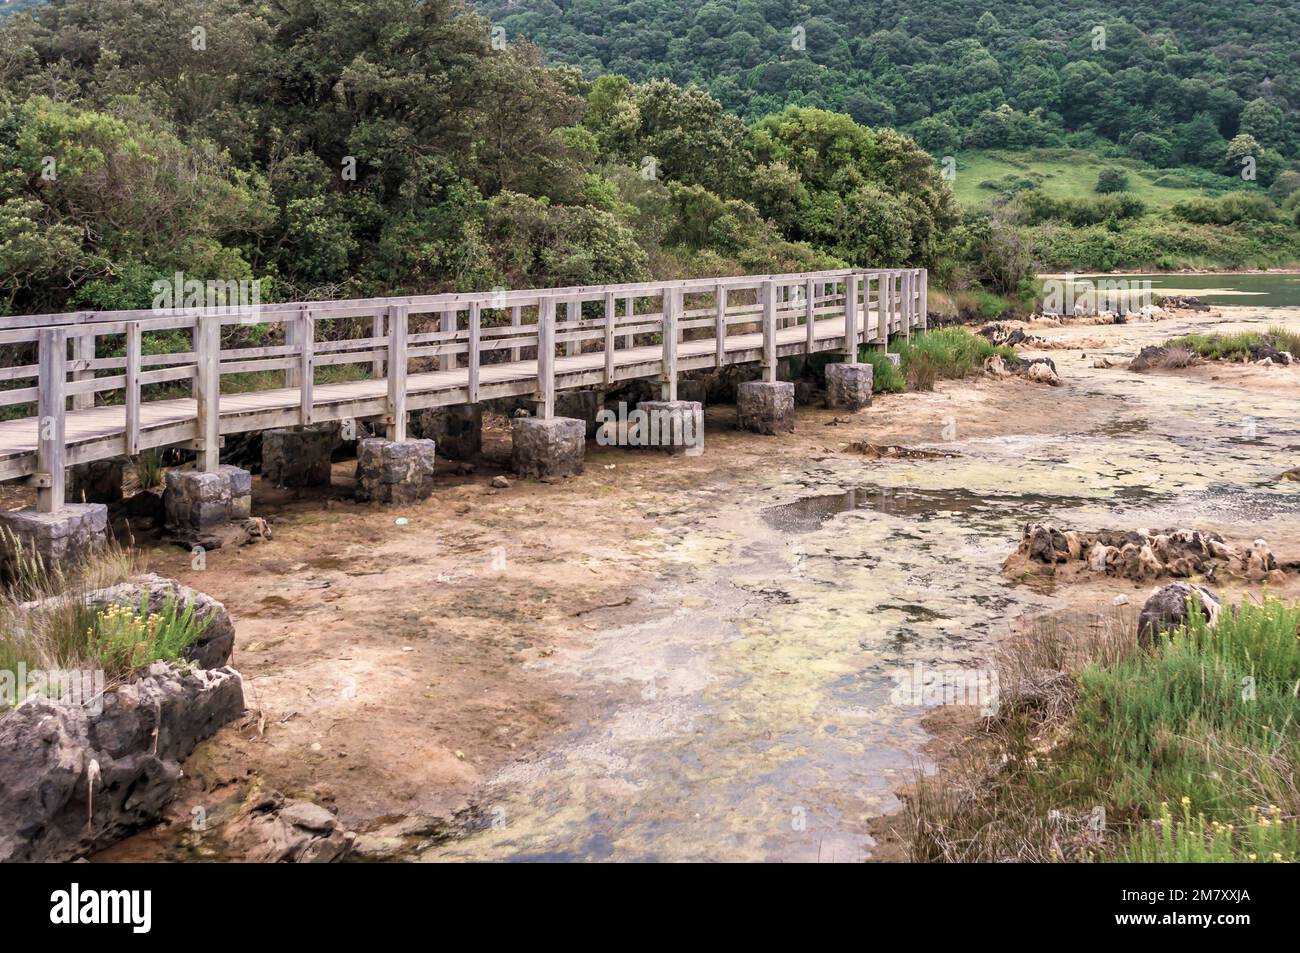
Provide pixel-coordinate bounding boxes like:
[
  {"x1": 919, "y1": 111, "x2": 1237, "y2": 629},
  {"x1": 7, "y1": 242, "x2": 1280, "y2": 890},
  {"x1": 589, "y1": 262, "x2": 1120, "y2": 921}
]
[
  {"x1": 1071, "y1": 271, "x2": 1300, "y2": 308},
  {"x1": 423, "y1": 306, "x2": 1300, "y2": 862}
]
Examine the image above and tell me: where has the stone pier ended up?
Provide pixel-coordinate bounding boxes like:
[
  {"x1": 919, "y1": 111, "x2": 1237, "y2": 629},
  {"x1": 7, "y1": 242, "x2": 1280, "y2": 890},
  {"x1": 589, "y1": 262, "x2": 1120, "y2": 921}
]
[
  {"x1": 736, "y1": 381, "x2": 795, "y2": 435},
  {"x1": 262, "y1": 426, "x2": 335, "y2": 487},
  {"x1": 410, "y1": 404, "x2": 482, "y2": 461},
  {"x1": 164, "y1": 466, "x2": 252, "y2": 539},
  {"x1": 511, "y1": 417, "x2": 585, "y2": 479},
  {"x1": 354, "y1": 439, "x2": 437, "y2": 505},
  {"x1": 635, "y1": 400, "x2": 704, "y2": 456},
  {"x1": 825, "y1": 363, "x2": 873, "y2": 412},
  {"x1": 0, "y1": 504, "x2": 108, "y2": 576}
]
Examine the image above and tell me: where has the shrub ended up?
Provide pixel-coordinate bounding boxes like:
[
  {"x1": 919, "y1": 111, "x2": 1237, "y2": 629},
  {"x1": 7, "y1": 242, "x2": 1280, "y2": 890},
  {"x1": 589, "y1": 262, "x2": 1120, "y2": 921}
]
[{"x1": 1095, "y1": 168, "x2": 1129, "y2": 193}]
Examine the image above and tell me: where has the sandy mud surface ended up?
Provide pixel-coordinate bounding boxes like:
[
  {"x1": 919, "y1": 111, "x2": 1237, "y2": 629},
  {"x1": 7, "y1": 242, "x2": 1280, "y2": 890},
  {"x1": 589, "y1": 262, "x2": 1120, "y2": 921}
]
[{"x1": 94, "y1": 305, "x2": 1300, "y2": 862}]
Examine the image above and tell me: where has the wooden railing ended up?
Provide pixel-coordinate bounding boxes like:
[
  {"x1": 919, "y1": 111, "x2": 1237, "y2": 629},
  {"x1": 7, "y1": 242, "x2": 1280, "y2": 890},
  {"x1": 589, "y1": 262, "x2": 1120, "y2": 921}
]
[{"x1": 0, "y1": 267, "x2": 927, "y2": 512}]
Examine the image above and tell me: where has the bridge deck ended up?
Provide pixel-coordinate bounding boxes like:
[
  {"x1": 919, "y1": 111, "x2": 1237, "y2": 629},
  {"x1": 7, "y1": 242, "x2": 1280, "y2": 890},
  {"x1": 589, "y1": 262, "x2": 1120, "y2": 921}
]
[{"x1": 0, "y1": 312, "x2": 876, "y2": 482}]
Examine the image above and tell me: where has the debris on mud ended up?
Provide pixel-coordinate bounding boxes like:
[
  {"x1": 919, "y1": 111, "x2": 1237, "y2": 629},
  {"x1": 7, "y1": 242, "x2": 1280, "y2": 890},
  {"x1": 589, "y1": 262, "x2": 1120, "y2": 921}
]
[
  {"x1": 843, "y1": 442, "x2": 960, "y2": 460},
  {"x1": 1004, "y1": 524, "x2": 1288, "y2": 583}
]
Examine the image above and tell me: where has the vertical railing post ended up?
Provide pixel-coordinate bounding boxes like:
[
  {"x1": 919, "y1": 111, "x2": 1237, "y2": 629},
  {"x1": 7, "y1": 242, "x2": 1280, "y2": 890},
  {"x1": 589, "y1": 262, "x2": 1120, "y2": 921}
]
[
  {"x1": 468, "y1": 302, "x2": 481, "y2": 403},
  {"x1": 661, "y1": 286, "x2": 678, "y2": 401},
  {"x1": 903, "y1": 270, "x2": 913, "y2": 341},
  {"x1": 882, "y1": 273, "x2": 893, "y2": 349},
  {"x1": 761, "y1": 279, "x2": 777, "y2": 383},
  {"x1": 566, "y1": 299, "x2": 580, "y2": 357},
  {"x1": 804, "y1": 276, "x2": 816, "y2": 353},
  {"x1": 714, "y1": 284, "x2": 727, "y2": 367},
  {"x1": 124, "y1": 322, "x2": 141, "y2": 457},
  {"x1": 921, "y1": 269, "x2": 929, "y2": 331},
  {"x1": 35, "y1": 327, "x2": 67, "y2": 513},
  {"x1": 386, "y1": 304, "x2": 408, "y2": 441},
  {"x1": 284, "y1": 316, "x2": 299, "y2": 388},
  {"x1": 71, "y1": 318, "x2": 95, "y2": 411},
  {"x1": 195, "y1": 314, "x2": 221, "y2": 472},
  {"x1": 623, "y1": 295, "x2": 634, "y2": 350},
  {"x1": 371, "y1": 309, "x2": 386, "y2": 379},
  {"x1": 603, "y1": 291, "x2": 616, "y2": 386},
  {"x1": 299, "y1": 308, "x2": 314, "y2": 425},
  {"x1": 536, "y1": 297, "x2": 556, "y2": 420},
  {"x1": 441, "y1": 309, "x2": 457, "y2": 370},
  {"x1": 511, "y1": 305, "x2": 523, "y2": 363},
  {"x1": 844, "y1": 274, "x2": 859, "y2": 363}
]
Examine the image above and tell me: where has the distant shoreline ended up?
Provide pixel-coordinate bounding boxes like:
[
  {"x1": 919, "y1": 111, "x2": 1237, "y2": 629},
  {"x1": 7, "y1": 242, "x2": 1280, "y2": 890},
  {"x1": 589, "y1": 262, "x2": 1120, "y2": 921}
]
[{"x1": 1039, "y1": 268, "x2": 1300, "y2": 278}]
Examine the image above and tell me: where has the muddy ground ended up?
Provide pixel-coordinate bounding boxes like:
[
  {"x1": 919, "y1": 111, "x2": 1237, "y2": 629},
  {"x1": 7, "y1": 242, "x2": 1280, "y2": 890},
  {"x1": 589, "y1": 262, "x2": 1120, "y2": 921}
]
[{"x1": 86, "y1": 305, "x2": 1300, "y2": 862}]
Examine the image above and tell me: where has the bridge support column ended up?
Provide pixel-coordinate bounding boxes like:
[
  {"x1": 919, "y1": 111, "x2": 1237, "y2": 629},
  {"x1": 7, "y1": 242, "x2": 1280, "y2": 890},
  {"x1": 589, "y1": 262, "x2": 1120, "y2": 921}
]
[
  {"x1": 825, "y1": 363, "x2": 873, "y2": 412},
  {"x1": 553, "y1": 391, "x2": 603, "y2": 439},
  {"x1": 164, "y1": 465, "x2": 252, "y2": 543},
  {"x1": 736, "y1": 381, "x2": 795, "y2": 435},
  {"x1": 511, "y1": 417, "x2": 585, "y2": 480},
  {"x1": 410, "y1": 404, "x2": 482, "y2": 461},
  {"x1": 263, "y1": 426, "x2": 335, "y2": 488},
  {"x1": 355, "y1": 438, "x2": 437, "y2": 505},
  {"x1": 634, "y1": 400, "x2": 703, "y2": 456},
  {"x1": 0, "y1": 505, "x2": 107, "y2": 578}
]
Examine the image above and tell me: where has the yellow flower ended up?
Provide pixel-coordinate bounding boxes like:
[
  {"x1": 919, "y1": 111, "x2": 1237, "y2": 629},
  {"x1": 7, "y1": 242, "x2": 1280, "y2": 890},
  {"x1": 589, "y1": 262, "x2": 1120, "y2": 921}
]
[
  {"x1": 1273, "y1": 853, "x2": 1283, "y2": 863},
  {"x1": 1249, "y1": 853, "x2": 1257, "y2": 861},
  {"x1": 1181, "y1": 796, "x2": 1191, "y2": 806}
]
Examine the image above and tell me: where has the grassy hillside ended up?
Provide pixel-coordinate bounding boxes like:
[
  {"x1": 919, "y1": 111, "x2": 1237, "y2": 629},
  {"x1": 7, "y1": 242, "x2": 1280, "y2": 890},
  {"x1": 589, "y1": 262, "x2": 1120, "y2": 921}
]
[{"x1": 951, "y1": 148, "x2": 1250, "y2": 212}]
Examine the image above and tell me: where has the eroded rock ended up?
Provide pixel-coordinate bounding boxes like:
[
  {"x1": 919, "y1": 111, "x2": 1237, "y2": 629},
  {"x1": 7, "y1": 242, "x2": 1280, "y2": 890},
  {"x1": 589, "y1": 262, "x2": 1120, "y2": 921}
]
[{"x1": 1137, "y1": 582, "x2": 1221, "y2": 647}]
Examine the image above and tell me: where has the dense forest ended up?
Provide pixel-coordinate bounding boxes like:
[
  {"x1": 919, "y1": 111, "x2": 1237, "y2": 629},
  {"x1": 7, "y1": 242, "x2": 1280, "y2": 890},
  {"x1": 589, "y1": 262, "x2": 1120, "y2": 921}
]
[
  {"x1": 476, "y1": 0, "x2": 1299, "y2": 175},
  {"x1": 1, "y1": 0, "x2": 1298, "y2": 320}
]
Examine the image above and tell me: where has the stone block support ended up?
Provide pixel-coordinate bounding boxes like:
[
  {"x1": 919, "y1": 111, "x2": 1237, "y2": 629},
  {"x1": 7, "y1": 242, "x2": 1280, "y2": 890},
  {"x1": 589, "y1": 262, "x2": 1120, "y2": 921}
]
[
  {"x1": 65, "y1": 458, "x2": 125, "y2": 505},
  {"x1": 736, "y1": 381, "x2": 795, "y2": 435},
  {"x1": 825, "y1": 363, "x2": 874, "y2": 412},
  {"x1": 163, "y1": 466, "x2": 252, "y2": 536},
  {"x1": 553, "y1": 390, "x2": 603, "y2": 438},
  {"x1": 634, "y1": 401, "x2": 704, "y2": 456},
  {"x1": 262, "y1": 426, "x2": 335, "y2": 487},
  {"x1": 355, "y1": 439, "x2": 437, "y2": 505},
  {"x1": 410, "y1": 404, "x2": 483, "y2": 461},
  {"x1": 511, "y1": 417, "x2": 585, "y2": 479},
  {"x1": 0, "y1": 504, "x2": 108, "y2": 576}
]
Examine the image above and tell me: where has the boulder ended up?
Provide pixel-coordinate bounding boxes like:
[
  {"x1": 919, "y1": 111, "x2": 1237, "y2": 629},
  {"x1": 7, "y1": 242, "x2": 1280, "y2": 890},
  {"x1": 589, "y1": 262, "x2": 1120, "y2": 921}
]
[
  {"x1": 1249, "y1": 342, "x2": 1293, "y2": 365},
  {"x1": 1137, "y1": 583, "x2": 1221, "y2": 647},
  {"x1": 0, "y1": 662, "x2": 244, "y2": 862}
]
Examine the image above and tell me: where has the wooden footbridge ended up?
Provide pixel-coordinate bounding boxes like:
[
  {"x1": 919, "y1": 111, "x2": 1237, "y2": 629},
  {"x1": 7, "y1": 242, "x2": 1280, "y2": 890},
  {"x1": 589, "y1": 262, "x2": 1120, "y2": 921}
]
[{"x1": 0, "y1": 268, "x2": 927, "y2": 511}]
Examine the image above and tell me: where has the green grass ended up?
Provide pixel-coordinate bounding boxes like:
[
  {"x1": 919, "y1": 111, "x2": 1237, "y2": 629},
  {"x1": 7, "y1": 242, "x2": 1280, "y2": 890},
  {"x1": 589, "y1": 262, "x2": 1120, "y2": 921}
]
[
  {"x1": 857, "y1": 327, "x2": 1015, "y2": 393},
  {"x1": 905, "y1": 596, "x2": 1300, "y2": 863},
  {"x1": 951, "y1": 147, "x2": 1245, "y2": 213},
  {"x1": 1163, "y1": 328, "x2": 1300, "y2": 362}
]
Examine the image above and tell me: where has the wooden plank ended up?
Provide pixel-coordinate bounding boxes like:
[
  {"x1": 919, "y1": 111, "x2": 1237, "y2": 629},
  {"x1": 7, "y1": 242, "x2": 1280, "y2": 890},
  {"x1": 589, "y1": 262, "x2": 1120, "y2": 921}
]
[
  {"x1": 124, "y1": 322, "x2": 141, "y2": 456},
  {"x1": 566, "y1": 299, "x2": 580, "y2": 357},
  {"x1": 441, "y1": 309, "x2": 457, "y2": 370},
  {"x1": 623, "y1": 296, "x2": 634, "y2": 349},
  {"x1": 762, "y1": 280, "x2": 777, "y2": 383},
  {"x1": 371, "y1": 310, "x2": 386, "y2": 379},
  {"x1": 715, "y1": 285, "x2": 727, "y2": 365},
  {"x1": 804, "y1": 277, "x2": 815, "y2": 353},
  {"x1": 661, "y1": 286, "x2": 678, "y2": 401},
  {"x1": 386, "y1": 305, "x2": 408, "y2": 441},
  {"x1": 511, "y1": 305, "x2": 523, "y2": 363},
  {"x1": 195, "y1": 314, "x2": 221, "y2": 471},
  {"x1": 921, "y1": 269, "x2": 929, "y2": 331},
  {"x1": 468, "y1": 302, "x2": 481, "y2": 403},
  {"x1": 71, "y1": 324, "x2": 95, "y2": 411},
  {"x1": 603, "y1": 292, "x2": 616, "y2": 386},
  {"x1": 844, "y1": 275, "x2": 859, "y2": 363},
  {"x1": 35, "y1": 327, "x2": 67, "y2": 512},
  {"x1": 284, "y1": 316, "x2": 299, "y2": 388},
  {"x1": 299, "y1": 308, "x2": 314, "y2": 425},
  {"x1": 537, "y1": 297, "x2": 556, "y2": 419}
]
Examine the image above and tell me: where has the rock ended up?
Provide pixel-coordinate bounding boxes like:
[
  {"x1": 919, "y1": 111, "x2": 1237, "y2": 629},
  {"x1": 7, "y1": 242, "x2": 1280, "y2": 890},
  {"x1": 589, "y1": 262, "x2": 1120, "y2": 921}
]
[
  {"x1": 736, "y1": 381, "x2": 795, "y2": 435},
  {"x1": 1137, "y1": 583, "x2": 1221, "y2": 647},
  {"x1": 511, "y1": 417, "x2": 585, "y2": 479},
  {"x1": 1281, "y1": 467, "x2": 1300, "y2": 482},
  {"x1": 163, "y1": 466, "x2": 252, "y2": 538},
  {"x1": 355, "y1": 438, "x2": 437, "y2": 505},
  {"x1": 490, "y1": 475, "x2": 510, "y2": 489},
  {"x1": 1128, "y1": 346, "x2": 1169, "y2": 371},
  {"x1": 226, "y1": 795, "x2": 352, "y2": 863},
  {"x1": 68, "y1": 573, "x2": 236, "y2": 670},
  {"x1": 409, "y1": 404, "x2": 483, "y2": 461},
  {"x1": 0, "y1": 662, "x2": 244, "y2": 862},
  {"x1": 984, "y1": 355, "x2": 1060, "y2": 384},
  {"x1": 1248, "y1": 342, "x2": 1293, "y2": 365},
  {"x1": 0, "y1": 505, "x2": 108, "y2": 579}
]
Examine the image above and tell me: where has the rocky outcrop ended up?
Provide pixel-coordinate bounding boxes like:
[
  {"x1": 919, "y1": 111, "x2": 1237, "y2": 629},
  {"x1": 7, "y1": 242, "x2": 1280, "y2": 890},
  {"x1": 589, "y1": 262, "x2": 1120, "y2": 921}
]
[
  {"x1": 1248, "y1": 342, "x2": 1294, "y2": 365},
  {"x1": 1006, "y1": 524, "x2": 1285, "y2": 583},
  {"x1": 1156, "y1": 295, "x2": 1210, "y2": 311},
  {"x1": 221, "y1": 792, "x2": 353, "y2": 863},
  {"x1": 978, "y1": 322, "x2": 1044, "y2": 348},
  {"x1": 82, "y1": 574, "x2": 236, "y2": 670},
  {"x1": 0, "y1": 662, "x2": 244, "y2": 862},
  {"x1": 1137, "y1": 582, "x2": 1221, "y2": 647},
  {"x1": 984, "y1": 354, "x2": 1061, "y2": 386}
]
